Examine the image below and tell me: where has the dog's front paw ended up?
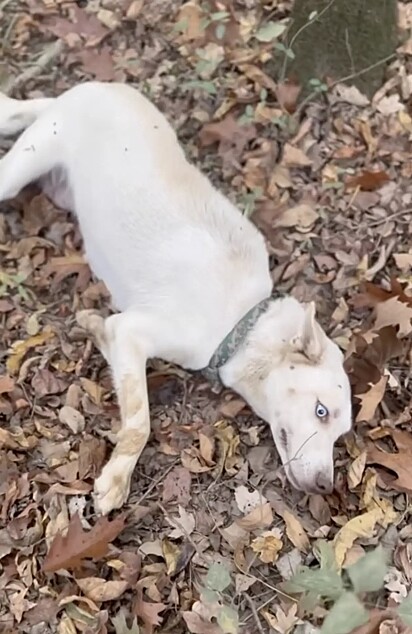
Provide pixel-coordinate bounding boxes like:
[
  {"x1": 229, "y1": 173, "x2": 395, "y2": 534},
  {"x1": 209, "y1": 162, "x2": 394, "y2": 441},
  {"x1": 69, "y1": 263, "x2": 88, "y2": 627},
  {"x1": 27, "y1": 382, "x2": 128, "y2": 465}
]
[{"x1": 93, "y1": 462, "x2": 131, "y2": 515}]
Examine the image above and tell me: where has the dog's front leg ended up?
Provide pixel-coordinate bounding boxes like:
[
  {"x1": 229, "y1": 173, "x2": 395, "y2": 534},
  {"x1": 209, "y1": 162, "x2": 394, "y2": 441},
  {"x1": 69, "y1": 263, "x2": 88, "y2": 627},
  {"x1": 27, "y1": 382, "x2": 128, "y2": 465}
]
[{"x1": 77, "y1": 310, "x2": 151, "y2": 515}]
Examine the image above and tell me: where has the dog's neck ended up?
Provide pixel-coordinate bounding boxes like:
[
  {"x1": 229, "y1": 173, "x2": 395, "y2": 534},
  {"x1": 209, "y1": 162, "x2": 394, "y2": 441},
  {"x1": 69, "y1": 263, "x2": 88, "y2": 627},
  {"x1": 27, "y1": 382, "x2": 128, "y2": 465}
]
[{"x1": 219, "y1": 296, "x2": 312, "y2": 416}]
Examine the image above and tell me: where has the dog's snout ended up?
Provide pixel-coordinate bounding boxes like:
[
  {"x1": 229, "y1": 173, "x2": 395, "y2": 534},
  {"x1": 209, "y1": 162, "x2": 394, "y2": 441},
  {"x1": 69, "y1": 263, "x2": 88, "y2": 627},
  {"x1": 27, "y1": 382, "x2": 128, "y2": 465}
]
[{"x1": 314, "y1": 471, "x2": 333, "y2": 495}]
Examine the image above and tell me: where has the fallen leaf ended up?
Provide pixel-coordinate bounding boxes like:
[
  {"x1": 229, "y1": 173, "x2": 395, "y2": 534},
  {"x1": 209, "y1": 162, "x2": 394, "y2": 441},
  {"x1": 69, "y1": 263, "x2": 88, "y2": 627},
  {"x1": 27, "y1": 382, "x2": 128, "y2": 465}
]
[
  {"x1": 7, "y1": 328, "x2": 55, "y2": 375},
  {"x1": 347, "y1": 170, "x2": 390, "y2": 191},
  {"x1": 375, "y1": 94, "x2": 405, "y2": 115},
  {"x1": 367, "y1": 445, "x2": 412, "y2": 495},
  {"x1": 112, "y1": 609, "x2": 140, "y2": 634},
  {"x1": 167, "y1": 505, "x2": 195, "y2": 539},
  {"x1": 176, "y1": 1, "x2": 204, "y2": 42},
  {"x1": 182, "y1": 611, "x2": 221, "y2": 634},
  {"x1": 59, "y1": 405, "x2": 85, "y2": 434},
  {"x1": 255, "y1": 21, "x2": 286, "y2": 42},
  {"x1": 43, "y1": 512, "x2": 126, "y2": 572},
  {"x1": 333, "y1": 509, "x2": 384, "y2": 568},
  {"x1": 281, "y1": 143, "x2": 312, "y2": 167},
  {"x1": 347, "y1": 451, "x2": 367, "y2": 488},
  {"x1": 236, "y1": 502, "x2": 273, "y2": 531},
  {"x1": 74, "y1": 47, "x2": 116, "y2": 81},
  {"x1": 198, "y1": 114, "x2": 256, "y2": 163},
  {"x1": 75, "y1": 577, "x2": 128, "y2": 602},
  {"x1": 133, "y1": 589, "x2": 166, "y2": 634},
  {"x1": 393, "y1": 252, "x2": 412, "y2": 271},
  {"x1": 0, "y1": 375, "x2": 14, "y2": 395},
  {"x1": 42, "y1": 5, "x2": 109, "y2": 46},
  {"x1": 234, "y1": 485, "x2": 267, "y2": 513},
  {"x1": 374, "y1": 296, "x2": 412, "y2": 336},
  {"x1": 355, "y1": 376, "x2": 388, "y2": 423},
  {"x1": 275, "y1": 203, "x2": 319, "y2": 232},
  {"x1": 332, "y1": 83, "x2": 370, "y2": 106},
  {"x1": 162, "y1": 466, "x2": 192, "y2": 505},
  {"x1": 282, "y1": 510, "x2": 310, "y2": 552},
  {"x1": 251, "y1": 528, "x2": 283, "y2": 563},
  {"x1": 262, "y1": 604, "x2": 301, "y2": 633},
  {"x1": 162, "y1": 538, "x2": 180, "y2": 574},
  {"x1": 276, "y1": 81, "x2": 302, "y2": 113}
]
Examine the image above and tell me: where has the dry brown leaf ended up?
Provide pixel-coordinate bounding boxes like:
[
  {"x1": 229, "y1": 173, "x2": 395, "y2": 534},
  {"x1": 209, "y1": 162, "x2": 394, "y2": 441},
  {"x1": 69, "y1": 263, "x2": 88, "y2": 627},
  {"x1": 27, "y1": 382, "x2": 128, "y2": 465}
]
[
  {"x1": 282, "y1": 510, "x2": 310, "y2": 552},
  {"x1": 73, "y1": 47, "x2": 116, "y2": 81},
  {"x1": 42, "y1": 5, "x2": 109, "y2": 46},
  {"x1": 125, "y1": 0, "x2": 144, "y2": 20},
  {"x1": 236, "y1": 502, "x2": 273, "y2": 531},
  {"x1": 43, "y1": 512, "x2": 126, "y2": 572},
  {"x1": 367, "y1": 445, "x2": 412, "y2": 495},
  {"x1": 80, "y1": 377, "x2": 104, "y2": 405},
  {"x1": 347, "y1": 451, "x2": 367, "y2": 489},
  {"x1": 275, "y1": 203, "x2": 318, "y2": 232},
  {"x1": 393, "y1": 252, "x2": 412, "y2": 271},
  {"x1": 198, "y1": 114, "x2": 256, "y2": 163},
  {"x1": 251, "y1": 528, "x2": 283, "y2": 563},
  {"x1": 0, "y1": 375, "x2": 14, "y2": 395},
  {"x1": 276, "y1": 81, "x2": 302, "y2": 113},
  {"x1": 347, "y1": 170, "x2": 390, "y2": 191},
  {"x1": 281, "y1": 143, "x2": 312, "y2": 167},
  {"x1": 356, "y1": 376, "x2": 388, "y2": 423},
  {"x1": 176, "y1": 1, "x2": 204, "y2": 42},
  {"x1": 353, "y1": 279, "x2": 412, "y2": 309},
  {"x1": 198, "y1": 432, "x2": 215, "y2": 465},
  {"x1": 6, "y1": 328, "x2": 55, "y2": 375},
  {"x1": 181, "y1": 447, "x2": 213, "y2": 473},
  {"x1": 59, "y1": 405, "x2": 85, "y2": 434},
  {"x1": 75, "y1": 577, "x2": 128, "y2": 602},
  {"x1": 374, "y1": 296, "x2": 412, "y2": 336},
  {"x1": 162, "y1": 466, "x2": 192, "y2": 505},
  {"x1": 133, "y1": 589, "x2": 166, "y2": 634},
  {"x1": 333, "y1": 508, "x2": 384, "y2": 568},
  {"x1": 182, "y1": 611, "x2": 221, "y2": 634}
]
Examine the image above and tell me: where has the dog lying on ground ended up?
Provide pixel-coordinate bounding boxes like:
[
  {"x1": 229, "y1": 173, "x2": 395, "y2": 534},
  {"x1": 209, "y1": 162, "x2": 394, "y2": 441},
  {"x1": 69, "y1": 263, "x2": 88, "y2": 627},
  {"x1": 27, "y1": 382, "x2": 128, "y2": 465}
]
[{"x1": 0, "y1": 82, "x2": 352, "y2": 514}]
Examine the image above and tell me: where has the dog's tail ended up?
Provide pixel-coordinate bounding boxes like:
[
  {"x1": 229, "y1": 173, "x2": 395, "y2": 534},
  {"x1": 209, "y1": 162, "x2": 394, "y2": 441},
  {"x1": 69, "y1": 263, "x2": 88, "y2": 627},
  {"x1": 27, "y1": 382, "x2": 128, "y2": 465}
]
[{"x1": 0, "y1": 93, "x2": 54, "y2": 137}]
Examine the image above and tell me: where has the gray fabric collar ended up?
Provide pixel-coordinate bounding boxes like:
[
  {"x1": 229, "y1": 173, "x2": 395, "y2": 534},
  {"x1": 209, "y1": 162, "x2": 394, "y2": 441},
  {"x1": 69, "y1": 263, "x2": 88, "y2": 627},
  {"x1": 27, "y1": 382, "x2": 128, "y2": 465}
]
[{"x1": 201, "y1": 292, "x2": 283, "y2": 385}]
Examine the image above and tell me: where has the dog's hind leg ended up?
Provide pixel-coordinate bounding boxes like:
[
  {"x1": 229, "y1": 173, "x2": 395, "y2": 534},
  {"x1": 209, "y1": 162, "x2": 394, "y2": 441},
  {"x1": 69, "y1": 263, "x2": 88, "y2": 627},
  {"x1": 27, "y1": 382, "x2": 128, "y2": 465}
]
[
  {"x1": 0, "y1": 93, "x2": 54, "y2": 136},
  {"x1": 77, "y1": 309, "x2": 152, "y2": 516},
  {"x1": 0, "y1": 109, "x2": 61, "y2": 203}
]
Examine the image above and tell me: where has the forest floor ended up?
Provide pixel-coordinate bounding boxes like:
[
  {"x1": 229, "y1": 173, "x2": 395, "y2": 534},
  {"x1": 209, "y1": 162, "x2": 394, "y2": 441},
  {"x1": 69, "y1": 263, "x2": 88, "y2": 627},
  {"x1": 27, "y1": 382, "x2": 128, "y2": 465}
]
[{"x1": 1, "y1": 1, "x2": 412, "y2": 633}]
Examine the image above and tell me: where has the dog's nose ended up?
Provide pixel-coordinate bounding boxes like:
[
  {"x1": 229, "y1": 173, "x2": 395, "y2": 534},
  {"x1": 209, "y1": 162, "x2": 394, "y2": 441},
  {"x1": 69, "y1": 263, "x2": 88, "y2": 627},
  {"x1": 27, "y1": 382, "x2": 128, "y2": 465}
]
[{"x1": 314, "y1": 471, "x2": 333, "y2": 495}]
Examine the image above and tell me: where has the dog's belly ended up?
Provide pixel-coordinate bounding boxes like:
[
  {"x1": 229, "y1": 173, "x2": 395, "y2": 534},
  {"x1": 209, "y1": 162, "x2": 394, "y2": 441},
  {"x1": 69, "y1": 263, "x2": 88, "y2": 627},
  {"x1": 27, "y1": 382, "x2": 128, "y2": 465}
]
[{"x1": 39, "y1": 167, "x2": 74, "y2": 212}]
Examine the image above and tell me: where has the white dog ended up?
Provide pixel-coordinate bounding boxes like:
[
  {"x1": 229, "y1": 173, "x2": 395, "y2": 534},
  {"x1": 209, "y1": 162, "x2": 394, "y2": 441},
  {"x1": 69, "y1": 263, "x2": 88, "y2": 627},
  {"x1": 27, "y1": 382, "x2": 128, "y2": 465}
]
[{"x1": 0, "y1": 82, "x2": 352, "y2": 514}]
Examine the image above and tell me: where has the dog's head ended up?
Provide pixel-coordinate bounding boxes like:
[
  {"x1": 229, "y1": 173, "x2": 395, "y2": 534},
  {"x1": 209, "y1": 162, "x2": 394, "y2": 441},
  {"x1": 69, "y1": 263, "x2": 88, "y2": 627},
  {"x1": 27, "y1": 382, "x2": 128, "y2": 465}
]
[{"x1": 221, "y1": 300, "x2": 352, "y2": 495}]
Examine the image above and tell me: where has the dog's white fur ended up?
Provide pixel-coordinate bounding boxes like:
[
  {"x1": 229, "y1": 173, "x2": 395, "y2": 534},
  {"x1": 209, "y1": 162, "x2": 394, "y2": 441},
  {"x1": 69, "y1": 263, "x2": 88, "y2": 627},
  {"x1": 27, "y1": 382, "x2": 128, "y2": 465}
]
[{"x1": 0, "y1": 82, "x2": 352, "y2": 514}]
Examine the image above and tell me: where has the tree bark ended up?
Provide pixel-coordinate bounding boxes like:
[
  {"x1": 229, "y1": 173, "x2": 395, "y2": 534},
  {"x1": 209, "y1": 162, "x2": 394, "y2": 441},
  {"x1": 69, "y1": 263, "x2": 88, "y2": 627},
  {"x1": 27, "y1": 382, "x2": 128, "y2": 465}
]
[{"x1": 283, "y1": 0, "x2": 398, "y2": 98}]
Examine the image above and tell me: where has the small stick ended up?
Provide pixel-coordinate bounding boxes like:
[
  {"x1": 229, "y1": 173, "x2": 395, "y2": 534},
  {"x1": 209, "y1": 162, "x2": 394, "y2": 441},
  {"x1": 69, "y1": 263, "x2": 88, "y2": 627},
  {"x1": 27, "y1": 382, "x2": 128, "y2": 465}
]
[{"x1": 2, "y1": 40, "x2": 64, "y2": 95}]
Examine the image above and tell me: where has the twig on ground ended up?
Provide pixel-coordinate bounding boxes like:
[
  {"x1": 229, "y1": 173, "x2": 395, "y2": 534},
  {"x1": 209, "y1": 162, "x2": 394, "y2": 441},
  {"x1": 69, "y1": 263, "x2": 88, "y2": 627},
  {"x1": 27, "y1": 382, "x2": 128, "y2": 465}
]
[
  {"x1": 243, "y1": 593, "x2": 265, "y2": 634},
  {"x1": 367, "y1": 207, "x2": 412, "y2": 228},
  {"x1": 130, "y1": 458, "x2": 179, "y2": 508},
  {"x1": 2, "y1": 39, "x2": 64, "y2": 95}
]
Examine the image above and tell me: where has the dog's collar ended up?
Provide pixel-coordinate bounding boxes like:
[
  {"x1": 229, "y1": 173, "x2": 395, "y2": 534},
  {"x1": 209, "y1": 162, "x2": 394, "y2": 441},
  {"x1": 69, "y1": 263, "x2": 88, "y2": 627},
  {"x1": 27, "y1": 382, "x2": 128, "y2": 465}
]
[{"x1": 202, "y1": 292, "x2": 284, "y2": 385}]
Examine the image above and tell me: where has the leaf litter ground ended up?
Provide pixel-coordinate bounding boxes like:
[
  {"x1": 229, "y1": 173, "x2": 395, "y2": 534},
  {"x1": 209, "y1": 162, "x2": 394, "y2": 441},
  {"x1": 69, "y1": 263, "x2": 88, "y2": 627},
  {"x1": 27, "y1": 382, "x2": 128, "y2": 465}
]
[{"x1": 1, "y1": 1, "x2": 412, "y2": 633}]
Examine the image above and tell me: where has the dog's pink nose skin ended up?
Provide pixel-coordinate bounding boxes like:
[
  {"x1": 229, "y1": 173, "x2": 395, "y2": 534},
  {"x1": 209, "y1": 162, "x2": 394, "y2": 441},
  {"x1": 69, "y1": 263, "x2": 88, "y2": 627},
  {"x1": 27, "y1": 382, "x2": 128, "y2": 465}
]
[{"x1": 314, "y1": 471, "x2": 334, "y2": 495}]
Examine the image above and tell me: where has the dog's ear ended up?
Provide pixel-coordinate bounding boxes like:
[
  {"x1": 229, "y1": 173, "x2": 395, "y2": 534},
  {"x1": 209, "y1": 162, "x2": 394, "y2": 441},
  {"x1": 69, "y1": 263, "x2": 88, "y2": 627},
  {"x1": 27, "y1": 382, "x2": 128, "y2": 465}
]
[{"x1": 289, "y1": 302, "x2": 326, "y2": 363}]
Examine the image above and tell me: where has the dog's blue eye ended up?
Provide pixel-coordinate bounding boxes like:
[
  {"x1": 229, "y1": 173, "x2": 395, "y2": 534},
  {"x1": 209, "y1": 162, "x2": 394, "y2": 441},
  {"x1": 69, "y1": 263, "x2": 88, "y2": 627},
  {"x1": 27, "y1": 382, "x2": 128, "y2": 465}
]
[{"x1": 316, "y1": 402, "x2": 328, "y2": 419}]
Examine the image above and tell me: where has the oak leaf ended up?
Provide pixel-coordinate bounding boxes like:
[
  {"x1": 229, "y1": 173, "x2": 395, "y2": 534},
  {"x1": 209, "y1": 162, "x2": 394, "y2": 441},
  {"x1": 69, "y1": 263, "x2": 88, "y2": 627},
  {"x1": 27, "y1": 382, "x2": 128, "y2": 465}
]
[
  {"x1": 367, "y1": 443, "x2": 412, "y2": 495},
  {"x1": 347, "y1": 170, "x2": 390, "y2": 191},
  {"x1": 75, "y1": 577, "x2": 128, "y2": 602},
  {"x1": 43, "y1": 512, "x2": 126, "y2": 572},
  {"x1": 356, "y1": 375, "x2": 388, "y2": 423}
]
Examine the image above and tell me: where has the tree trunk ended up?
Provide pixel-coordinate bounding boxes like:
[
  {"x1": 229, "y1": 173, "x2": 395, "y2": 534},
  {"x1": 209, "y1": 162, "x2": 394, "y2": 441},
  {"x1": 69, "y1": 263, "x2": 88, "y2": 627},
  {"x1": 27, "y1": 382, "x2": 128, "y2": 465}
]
[{"x1": 283, "y1": 0, "x2": 398, "y2": 98}]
